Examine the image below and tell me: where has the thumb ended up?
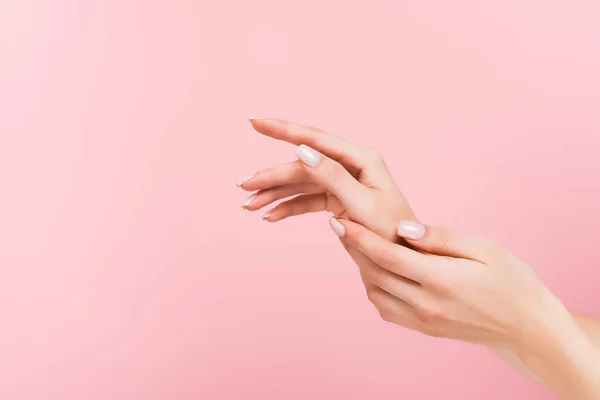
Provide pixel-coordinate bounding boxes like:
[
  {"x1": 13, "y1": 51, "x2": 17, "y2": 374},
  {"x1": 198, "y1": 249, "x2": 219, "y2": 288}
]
[
  {"x1": 396, "y1": 221, "x2": 500, "y2": 263},
  {"x1": 295, "y1": 144, "x2": 373, "y2": 217}
]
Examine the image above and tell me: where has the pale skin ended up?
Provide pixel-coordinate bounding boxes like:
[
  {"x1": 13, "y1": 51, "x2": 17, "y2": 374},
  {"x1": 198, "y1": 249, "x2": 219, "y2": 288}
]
[{"x1": 239, "y1": 117, "x2": 600, "y2": 399}]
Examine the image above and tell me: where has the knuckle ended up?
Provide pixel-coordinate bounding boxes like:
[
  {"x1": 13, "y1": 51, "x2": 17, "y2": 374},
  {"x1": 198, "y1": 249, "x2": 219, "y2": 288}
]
[
  {"x1": 274, "y1": 203, "x2": 290, "y2": 217},
  {"x1": 351, "y1": 227, "x2": 369, "y2": 247},
  {"x1": 482, "y1": 238, "x2": 505, "y2": 258},
  {"x1": 420, "y1": 263, "x2": 454, "y2": 293},
  {"x1": 366, "y1": 288, "x2": 378, "y2": 305},
  {"x1": 406, "y1": 259, "x2": 430, "y2": 285},
  {"x1": 367, "y1": 269, "x2": 390, "y2": 292},
  {"x1": 304, "y1": 124, "x2": 327, "y2": 138},
  {"x1": 362, "y1": 147, "x2": 384, "y2": 164},
  {"x1": 431, "y1": 280, "x2": 456, "y2": 299},
  {"x1": 366, "y1": 288, "x2": 387, "y2": 309},
  {"x1": 415, "y1": 302, "x2": 445, "y2": 326},
  {"x1": 324, "y1": 160, "x2": 346, "y2": 179},
  {"x1": 378, "y1": 247, "x2": 400, "y2": 269},
  {"x1": 379, "y1": 311, "x2": 394, "y2": 323},
  {"x1": 419, "y1": 323, "x2": 442, "y2": 338},
  {"x1": 361, "y1": 265, "x2": 376, "y2": 283},
  {"x1": 430, "y1": 228, "x2": 451, "y2": 253},
  {"x1": 279, "y1": 200, "x2": 301, "y2": 217},
  {"x1": 260, "y1": 188, "x2": 277, "y2": 203}
]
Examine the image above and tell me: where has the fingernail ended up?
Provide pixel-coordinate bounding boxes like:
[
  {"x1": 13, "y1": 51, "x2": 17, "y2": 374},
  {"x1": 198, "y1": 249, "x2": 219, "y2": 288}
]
[
  {"x1": 329, "y1": 218, "x2": 345, "y2": 237},
  {"x1": 248, "y1": 116, "x2": 266, "y2": 122},
  {"x1": 236, "y1": 174, "x2": 254, "y2": 187},
  {"x1": 242, "y1": 194, "x2": 256, "y2": 209},
  {"x1": 397, "y1": 221, "x2": 425, "y2": 240},
  {"x1": 296, "y1": 144, "x2": 322, "y2": 167},
  {"x1": 263, "y1": 209, "x2": 274, "y2": 221}
]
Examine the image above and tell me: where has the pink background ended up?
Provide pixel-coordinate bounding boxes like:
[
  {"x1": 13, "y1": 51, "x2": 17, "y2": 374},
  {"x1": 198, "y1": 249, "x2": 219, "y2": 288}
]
[{"x1": 1, "y1": 1, "x2": 599, "y2": 399}]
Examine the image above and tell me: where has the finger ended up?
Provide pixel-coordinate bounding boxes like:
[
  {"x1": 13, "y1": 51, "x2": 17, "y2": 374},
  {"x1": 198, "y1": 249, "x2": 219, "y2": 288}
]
[
  {"x1": 295, "y1": 145, "x2": 374, "y2": 219},
  {"x1": 238, "y1": 161, "x2": 306, "y2": 191},
  {"x1": 341, "y1": 235, "x2": 421, "y2": 316},
  {"x1": 365, "y1": 286, "x2": 421, "y2": 329},
  {"x1": 360, "y1": 261, "x2": 423, "y2": 306},
  {"x1": 396, "y1": 221, "x2": 502, "y2": 263},
  {"x1": 263, "y1": 193, "x2": 328, "y2": 222},
  {"x1": 241, "y1": 183, "x2": 322, "y2": 211},
  {"x1": 249, "y1": 118, "x2": 396, "y2": 190},
  {"x1": 329, "y1": 218, "x2": 431, "y2": 283},
  {"x1": 249, "y1": 118, "x2": 366, "y2": 172},
  {"x1": 340, "y1": 239, "x2": 379, "y2": 295}
]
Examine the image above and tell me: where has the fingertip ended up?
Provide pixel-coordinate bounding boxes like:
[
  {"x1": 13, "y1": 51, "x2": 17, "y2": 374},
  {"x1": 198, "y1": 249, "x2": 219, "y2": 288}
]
[
  {"x1": 397, "y1": 221, "x2": 426, "y2": 241},
  {"x1": 248, "y1": 116, "x2": 268, "y2": 123},
  {"x1": 241, "y1": 194, "x2": 257, "y2": 210},
  {"x1": 262, "y1": 208, "x2": 275, "y2": 222},
  {"x1": 296, "y1": 144, "x2": 322, "y2": 168},
  {"x1": 236, "y1": 174, "x2": 255, "y2": 188},
  {"x1": 328, "y1": 217, "x2": 346, "y2": 238},
  {"x1": 249, "y1": 117, "x2": 286, "y2": 134}
]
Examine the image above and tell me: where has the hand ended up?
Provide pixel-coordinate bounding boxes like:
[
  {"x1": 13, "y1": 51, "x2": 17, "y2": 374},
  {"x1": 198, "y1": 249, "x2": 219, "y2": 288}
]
[
  {"x1": 331, "y1": 217, "x2": 600, "y2": 399},
  {"x1": 330, "y1": 217, "x2": 574, "y2": 350},
  {"x1": 239, "y1": 117, "x2": 418, "y2": 296},
  {"x1": 239, "y1": 118, "x2": 416, "y2": 242},
  {"x1": 241, "y1": 118, "x2": 600, "y2": 398}
]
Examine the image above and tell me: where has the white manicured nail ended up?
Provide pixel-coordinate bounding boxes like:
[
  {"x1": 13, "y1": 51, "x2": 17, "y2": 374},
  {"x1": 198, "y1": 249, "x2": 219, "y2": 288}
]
[
  {"x1": 329, "y1": 218, "x2": 345, "y2": 237},
  {"x1": 236, "y1": 174, "x2": 254, "y2": 187},
  {"x1": 263, "y1": 209, "x2": 274, "y2": 221},
  {"x1": 397, "y1": 221, "x2": 425, "y2": 240},
  {"x1": 296, "y1": 144, "x2": 322, "y2": 167},
  {"x1": 242, "y1": 194, "x2": 256, "y2": 209},
  {"x1": 248, "y1": 116, "x2": 266, "y2": 122}
]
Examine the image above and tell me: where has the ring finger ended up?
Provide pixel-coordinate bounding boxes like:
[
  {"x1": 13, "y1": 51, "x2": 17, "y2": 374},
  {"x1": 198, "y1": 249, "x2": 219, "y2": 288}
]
[{"x1": 239, "y1": 161, "x2": 308, "y2": 192}]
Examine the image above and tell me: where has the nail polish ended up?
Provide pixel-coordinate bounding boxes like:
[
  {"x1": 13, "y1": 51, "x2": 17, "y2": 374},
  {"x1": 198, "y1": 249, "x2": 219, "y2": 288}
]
[
  {"x1": 296, "y1": 144, "x2": 322, "y2": 167},
  {"x1": 329, "y1": 218, "x2": 345, "y2": 237},
  {"x1": 236, "y1": 174, "x2": 254, "y2": 187},
  {"x1": 242, "y1": 194, "x2": 256, "y2": 209},
  {"x1": 263, "y1": 209, "x2": 274, "y2": 221},
  {"x1": 397, "y1": 221, "x2": 425, "y2": 240}
]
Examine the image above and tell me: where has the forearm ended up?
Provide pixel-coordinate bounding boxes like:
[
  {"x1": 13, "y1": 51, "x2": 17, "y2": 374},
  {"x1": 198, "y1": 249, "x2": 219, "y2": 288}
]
[
  {"x1": 522, "y1": 321, "x2": 600, "y2": 400},
  {"x1": 490, "y1": 313, "x2": 600, "y2": 398},
  {"x1": 572, "y1": 313, "x2": 600, "y2": 349}
]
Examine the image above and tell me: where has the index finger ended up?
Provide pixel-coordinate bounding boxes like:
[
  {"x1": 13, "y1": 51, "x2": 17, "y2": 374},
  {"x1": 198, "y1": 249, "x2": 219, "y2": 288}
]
[
  {"x1": 332, "y1": 218, "x2": 432, "y2": 284},
  {"x1": 249, "y1": 118, "x2": 366, "y2": 172}
]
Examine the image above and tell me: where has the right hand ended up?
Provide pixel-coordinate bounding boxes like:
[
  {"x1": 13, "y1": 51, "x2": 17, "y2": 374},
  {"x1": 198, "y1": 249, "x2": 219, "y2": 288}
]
[{"x1": 334, "y1": 217, "x2": 600, "y2": 400}]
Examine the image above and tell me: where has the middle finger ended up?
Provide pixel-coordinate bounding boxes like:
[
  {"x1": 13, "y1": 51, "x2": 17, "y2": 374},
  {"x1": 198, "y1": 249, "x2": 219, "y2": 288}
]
[
  {"x1": 242, "y1": 183, "x2": 323, "y2": 211},
  {"x1": 240, "y1": 161, "x2": 308, "y2": 192}
]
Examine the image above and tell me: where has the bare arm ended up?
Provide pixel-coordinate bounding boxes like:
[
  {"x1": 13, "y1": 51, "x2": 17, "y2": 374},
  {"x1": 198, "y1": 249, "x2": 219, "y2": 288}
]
[
  {"x1": 490, "y1": 313, "x2": 600, "y2": 392},
  {"x1": 242, "y1": 118, "x2": 600, "y2": 398}
]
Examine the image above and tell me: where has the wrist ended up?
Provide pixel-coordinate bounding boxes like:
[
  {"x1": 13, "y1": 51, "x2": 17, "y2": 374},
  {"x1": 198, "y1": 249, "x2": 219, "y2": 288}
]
[
  {"x1": 517, "y1": 305, "x2": 600, "y2": 399},
  {"x1": 507, "y1": 285, "x2": 576, "y2": 349}
]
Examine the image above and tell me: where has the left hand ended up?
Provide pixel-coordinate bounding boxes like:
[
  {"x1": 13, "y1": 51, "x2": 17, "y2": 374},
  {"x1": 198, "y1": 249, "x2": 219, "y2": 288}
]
[
  {"x1": 238, "y1": 117, "x2": 417, "y2": 300},
  {"x1": 238, "y1": 117, "x2": 416, "y2": 242}
]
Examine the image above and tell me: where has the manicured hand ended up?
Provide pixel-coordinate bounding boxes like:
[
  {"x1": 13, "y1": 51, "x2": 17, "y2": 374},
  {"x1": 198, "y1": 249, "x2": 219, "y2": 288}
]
[
  {"x1": 329, "y1": 217, "x2": 575, "y2": 350},
  {"x1": 330, "y1": 217, "x2": 600, "y2": 399},
  {"x1": 239, "y1": 118, "x2": 419, "y2": 294},
  {"x1": 238, "y1": 118, "x2": 416, "y2": 242}
]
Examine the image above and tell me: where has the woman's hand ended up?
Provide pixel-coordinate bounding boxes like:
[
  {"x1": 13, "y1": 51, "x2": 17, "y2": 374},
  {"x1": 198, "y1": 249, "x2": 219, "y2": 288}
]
[
  {"x1": 240, "y1": 117, "x2": 600, "y2": 398},
  {"x1": 329, "y1": 218, "x2": 568, "y2": 348},
  {"x1": 330, "y1": 217, "x2": 600, "y2": 399},
  {"x1": 239, "y1": 117, "x2": 420, "y2": 298},
  {"x1": 238, "y1": 118, "x2": 416, "y2": 242}
]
